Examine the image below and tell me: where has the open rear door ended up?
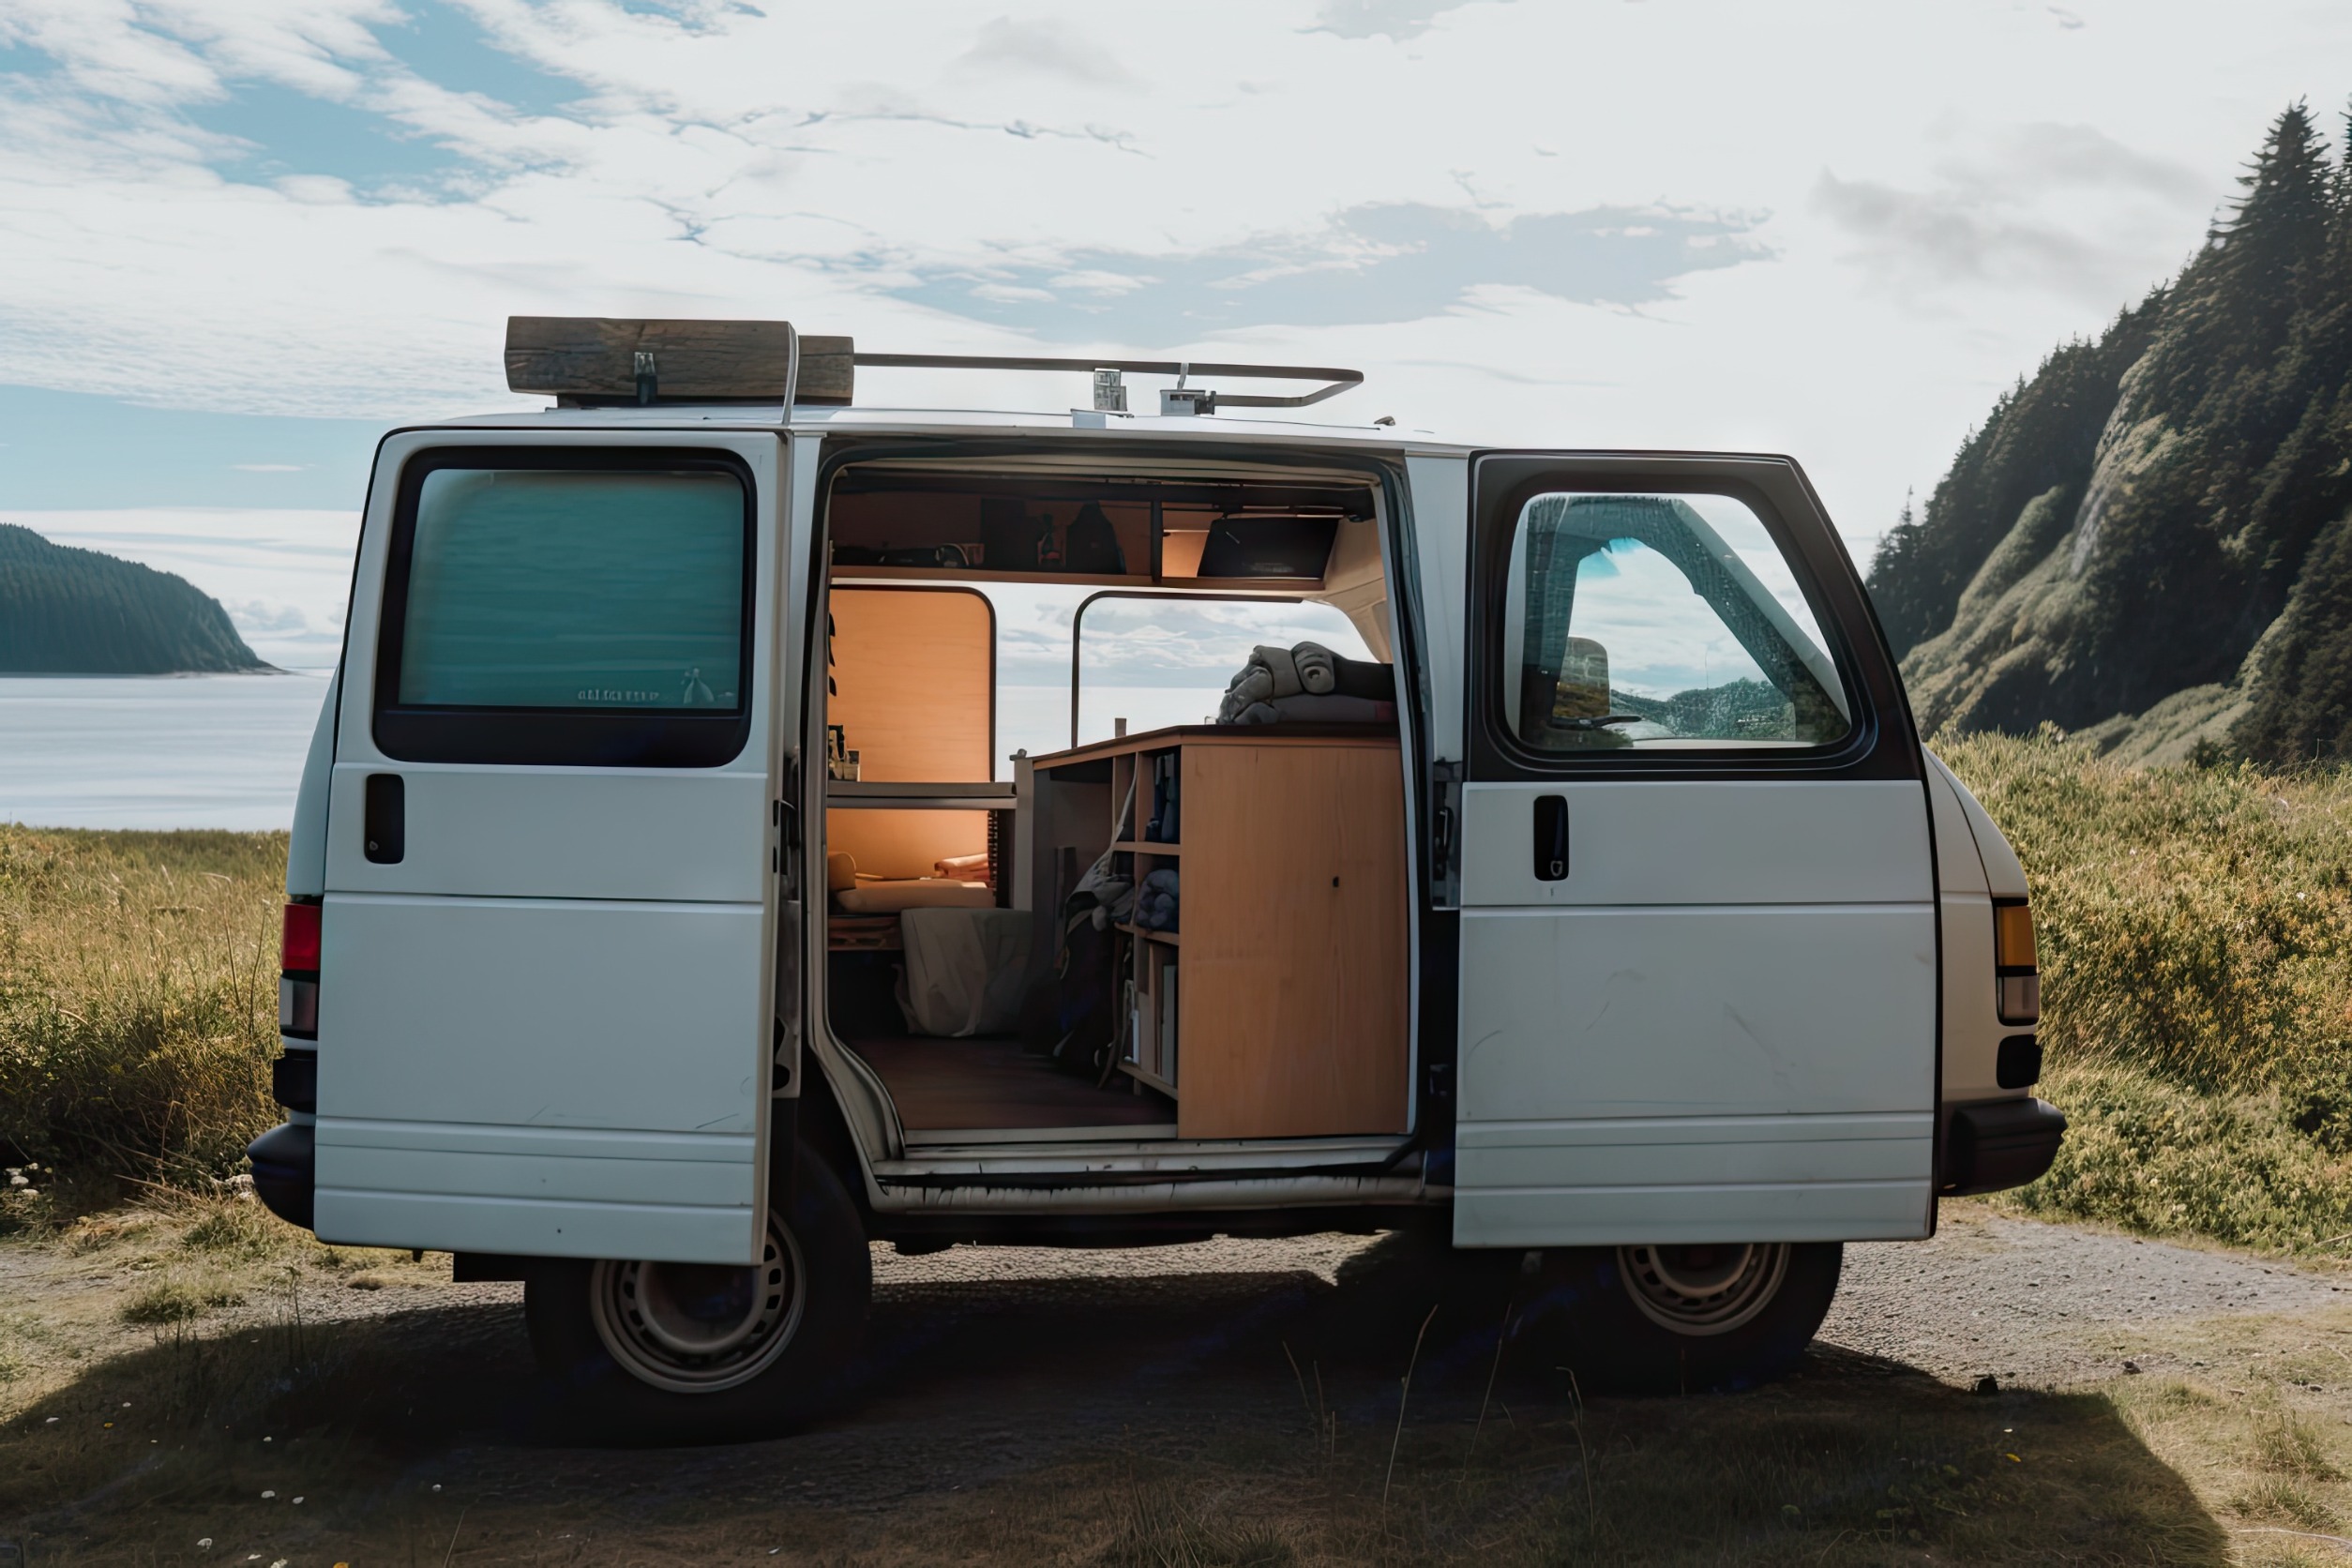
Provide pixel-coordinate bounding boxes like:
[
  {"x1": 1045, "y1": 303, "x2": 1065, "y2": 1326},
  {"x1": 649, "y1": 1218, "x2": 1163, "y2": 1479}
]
[
  {"x1": 1451, "y1": 454, "x2": 1937, "y2": 1248},
  {"x1": 314, "y1": 429, "x2": 791, "y2": 1266}
]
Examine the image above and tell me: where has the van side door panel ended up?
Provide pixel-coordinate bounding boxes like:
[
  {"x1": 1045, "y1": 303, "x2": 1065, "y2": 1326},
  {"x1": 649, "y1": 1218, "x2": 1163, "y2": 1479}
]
[
  {"x1": 1452, "y1": 454, "x2": 1936, "y2": 1248},
  {"x1": 315, "y1": 430, "x2": 787, "y2": 1267}
]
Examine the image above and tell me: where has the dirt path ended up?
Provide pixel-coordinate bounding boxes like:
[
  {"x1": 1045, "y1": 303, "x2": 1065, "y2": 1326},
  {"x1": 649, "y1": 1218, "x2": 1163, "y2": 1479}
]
[{"x1": 7, "y1": 1204, "x2": 2352, "y2": 1562}]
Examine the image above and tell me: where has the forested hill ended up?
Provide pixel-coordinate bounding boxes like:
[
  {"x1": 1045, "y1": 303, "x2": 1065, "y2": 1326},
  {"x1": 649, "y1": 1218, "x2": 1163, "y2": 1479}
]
[
  {"x1": 1869, "y1": 103, "x2": 2352, "y2": 764},
  {"x1": 0, "y1": 524, "x2": 267, "y2": 674}
]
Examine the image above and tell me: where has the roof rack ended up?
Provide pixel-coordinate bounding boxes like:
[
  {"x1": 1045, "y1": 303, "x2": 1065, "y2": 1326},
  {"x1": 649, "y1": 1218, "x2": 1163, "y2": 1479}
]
[
  {"x1": 852, "y1": 354, "x2": 1362, "y2": 414},
  {"x1": 505, "y1": 318, "x2": 1362, "y2": 415}
]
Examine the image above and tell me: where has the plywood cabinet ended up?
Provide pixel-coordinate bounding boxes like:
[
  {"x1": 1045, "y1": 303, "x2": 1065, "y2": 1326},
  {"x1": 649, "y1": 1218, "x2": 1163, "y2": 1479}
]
[{"x1": 1030, "y1": 727, "x2": 1409, "y2": 1139}]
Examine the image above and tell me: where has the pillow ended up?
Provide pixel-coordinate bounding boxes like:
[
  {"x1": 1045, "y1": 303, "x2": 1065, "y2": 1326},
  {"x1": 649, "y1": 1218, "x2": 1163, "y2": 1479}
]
[{"x1": 835, "y1": 879, "x2": 996, "y2": 914}]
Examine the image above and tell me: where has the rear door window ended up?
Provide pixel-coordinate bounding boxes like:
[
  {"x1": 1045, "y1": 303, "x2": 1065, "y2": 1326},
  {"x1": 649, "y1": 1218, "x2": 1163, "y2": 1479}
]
[{"x1": 374, "y1": 448, "x2": 755, "y2": 766}]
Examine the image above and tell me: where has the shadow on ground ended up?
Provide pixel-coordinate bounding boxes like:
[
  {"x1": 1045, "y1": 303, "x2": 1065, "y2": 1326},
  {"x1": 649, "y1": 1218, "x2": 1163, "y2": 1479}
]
[{"x1": 1, "y1": 1233, "x2": 2231, "y2": 1565}]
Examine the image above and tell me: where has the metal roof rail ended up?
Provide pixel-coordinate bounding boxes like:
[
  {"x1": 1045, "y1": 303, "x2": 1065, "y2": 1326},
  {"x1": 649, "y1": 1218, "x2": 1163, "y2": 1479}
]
[{"x1": 853, "y1": 354, "x2": 1362, "y2": 415}]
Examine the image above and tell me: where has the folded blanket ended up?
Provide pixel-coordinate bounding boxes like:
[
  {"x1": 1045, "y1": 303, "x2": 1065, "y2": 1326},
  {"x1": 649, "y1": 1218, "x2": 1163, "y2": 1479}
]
[
  {"x1": 1134, "y1": 867, "x2": 1181, "y2": 931},
  {"x1": 934, "y1": 852, "x2": 991, "y2": 885}
]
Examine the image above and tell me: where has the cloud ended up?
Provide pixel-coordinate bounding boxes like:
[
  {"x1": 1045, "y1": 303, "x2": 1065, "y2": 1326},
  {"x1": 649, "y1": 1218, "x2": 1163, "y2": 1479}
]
[
  {"x1": 1309, "y1": 0, "x2": 1507, "y2": 41},
  {"x1": 882, "y1": 201, "x2": 1771, "y2": 343},
  {"x1": 956, "y1": 16, "x2": 1137, "y2": 86},
  {"x1": 1813, "y1": 122, "x2": 2207, "y2": 306}
]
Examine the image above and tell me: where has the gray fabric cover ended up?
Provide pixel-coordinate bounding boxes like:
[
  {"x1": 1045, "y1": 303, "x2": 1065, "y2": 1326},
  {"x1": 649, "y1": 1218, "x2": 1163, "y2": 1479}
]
[
  {"x1": 1232, "y1": 692, "x2": 1395, "y2": 725},
  {"x1": 897, "y1": 908, "x2": 1034, "y2": 1037}
]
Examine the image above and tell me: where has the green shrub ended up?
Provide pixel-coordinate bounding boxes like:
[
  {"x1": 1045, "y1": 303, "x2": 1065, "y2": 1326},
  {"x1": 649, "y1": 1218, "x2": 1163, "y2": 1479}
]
[{"x1": 1938, "y1": 732, "x2": 2352, "y2": 1251}]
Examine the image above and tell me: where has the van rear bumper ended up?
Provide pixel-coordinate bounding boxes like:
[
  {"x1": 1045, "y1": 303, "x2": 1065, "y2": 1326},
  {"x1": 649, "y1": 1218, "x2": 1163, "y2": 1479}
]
[
  {"x1": 248, "y1": 1120, "x2": 316, "y2": 1229},
  {"x1": 1939, "y1": 1097, "x2": 2066, "y2": 1197}
]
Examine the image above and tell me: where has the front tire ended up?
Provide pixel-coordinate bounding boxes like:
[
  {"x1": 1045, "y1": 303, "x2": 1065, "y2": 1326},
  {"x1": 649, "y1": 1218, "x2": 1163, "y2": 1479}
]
[
  {"x1": 525, "y1": 1142, "x2": 870, "y2": 1440},
  {"x1": 1517, "y1": 1241, "x2": 1842, "y2": 1395}
]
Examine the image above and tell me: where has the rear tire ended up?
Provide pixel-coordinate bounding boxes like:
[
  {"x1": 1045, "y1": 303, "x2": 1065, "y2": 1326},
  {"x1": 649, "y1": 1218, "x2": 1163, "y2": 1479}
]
[
  {"x1": 525, "y1": 1142, "x2": 871, "y2": 1441},
  {"x1": 1516, "y1": 1241, "x2": 1842, "y2": 1395}
]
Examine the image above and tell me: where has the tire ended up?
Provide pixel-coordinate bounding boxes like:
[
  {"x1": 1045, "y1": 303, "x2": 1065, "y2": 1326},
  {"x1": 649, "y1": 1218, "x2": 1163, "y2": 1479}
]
[
  {"x1": 1510, "y1": 1241, "x2": 1843, "y2": 1396},
  {"x1": 524, "y1": 1141, "x2": 871, "y2": 1441}
]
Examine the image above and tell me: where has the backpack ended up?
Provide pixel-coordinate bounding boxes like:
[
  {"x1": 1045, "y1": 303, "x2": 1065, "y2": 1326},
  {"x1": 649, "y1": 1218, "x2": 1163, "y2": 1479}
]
[{"x1": 1063, "y1": 502, "x2": 1126, "y2": 574}]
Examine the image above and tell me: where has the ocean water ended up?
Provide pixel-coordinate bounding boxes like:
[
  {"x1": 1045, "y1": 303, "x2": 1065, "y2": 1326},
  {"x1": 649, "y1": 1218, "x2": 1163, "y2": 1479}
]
[
  {"x1": 0, "y1": 677, "x2": 1236, "y2": 831},
  {"x1": 0, "y1": 673, "x2": 332, "y2": 830}
]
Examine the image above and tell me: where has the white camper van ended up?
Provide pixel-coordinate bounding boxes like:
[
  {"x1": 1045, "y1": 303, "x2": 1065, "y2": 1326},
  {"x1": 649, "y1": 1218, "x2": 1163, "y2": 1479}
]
[{"x1": 249, "y1": 319, "x2": 2062, "y2": 1434}]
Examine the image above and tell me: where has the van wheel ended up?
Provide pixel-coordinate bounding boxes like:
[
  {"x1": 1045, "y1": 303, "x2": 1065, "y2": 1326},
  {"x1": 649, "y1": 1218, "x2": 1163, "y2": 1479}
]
[
  {"x1": 524, "y1": 1142, "x2": 870, "y2": 1441},
  {"x1": 1517, "y1": 1242, "x2": 1841, "y2": 1395}
]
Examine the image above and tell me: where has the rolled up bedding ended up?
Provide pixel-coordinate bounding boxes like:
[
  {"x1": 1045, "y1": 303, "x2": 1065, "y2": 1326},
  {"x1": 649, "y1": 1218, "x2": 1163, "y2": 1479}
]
[{"x1": 1218, "y1": 641, "x2": 1395, "y2": 725}]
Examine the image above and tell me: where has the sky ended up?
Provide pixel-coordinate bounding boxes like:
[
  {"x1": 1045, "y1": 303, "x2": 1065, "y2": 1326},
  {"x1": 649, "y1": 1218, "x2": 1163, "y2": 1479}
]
[{"x1": 2, "y1": 0, "x2": 2349, "y2": 672}]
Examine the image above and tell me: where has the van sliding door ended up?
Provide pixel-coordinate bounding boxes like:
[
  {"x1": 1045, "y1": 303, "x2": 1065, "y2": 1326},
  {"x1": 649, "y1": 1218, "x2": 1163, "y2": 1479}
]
[
  {"x1": 1451, "y1": 454, "x2": 1936, "y2": 1248},
  {"x1": 314, "y1": 432, "x2": 790, "y2": 1267}
]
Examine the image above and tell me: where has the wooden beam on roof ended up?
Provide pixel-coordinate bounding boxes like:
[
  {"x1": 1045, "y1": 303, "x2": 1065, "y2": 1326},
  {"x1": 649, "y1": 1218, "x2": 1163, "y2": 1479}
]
[{"x1": 504, "y1": 317, "x2": 855, "y2": 404}]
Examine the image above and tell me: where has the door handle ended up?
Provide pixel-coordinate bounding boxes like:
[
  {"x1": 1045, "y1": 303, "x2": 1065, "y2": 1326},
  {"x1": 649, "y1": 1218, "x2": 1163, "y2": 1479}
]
[
  {"x1": 364, "y1": 774, "x2": 405, "y2": 865},
  {"x1": 1533, "y1": 794, "x2": 1567, "y2": 882}
]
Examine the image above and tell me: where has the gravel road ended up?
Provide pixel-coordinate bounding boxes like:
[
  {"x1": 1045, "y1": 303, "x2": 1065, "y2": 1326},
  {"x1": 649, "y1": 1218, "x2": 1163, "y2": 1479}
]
[{"x1": 1826, "y1": 1207, "x2": 2352, "y2": 1385}]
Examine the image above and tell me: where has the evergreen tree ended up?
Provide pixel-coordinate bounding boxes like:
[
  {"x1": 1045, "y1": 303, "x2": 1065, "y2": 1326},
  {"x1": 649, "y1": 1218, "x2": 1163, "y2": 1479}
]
[{"x1": 0, "y1": 525, "x2": 267, "y2": 673}]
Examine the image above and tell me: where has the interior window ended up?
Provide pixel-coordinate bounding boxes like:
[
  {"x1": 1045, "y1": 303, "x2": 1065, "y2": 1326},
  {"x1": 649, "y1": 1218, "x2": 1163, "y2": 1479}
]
[
  {"x1": 1502, "y1": 492, "x2": 1849, "y2": 751},
  {"x1": 395, "y1": 467, "x2": 746, "y2": 711},
  {"x1": 1068, "y1": 596, "x2": 1379, "y2": 750}
]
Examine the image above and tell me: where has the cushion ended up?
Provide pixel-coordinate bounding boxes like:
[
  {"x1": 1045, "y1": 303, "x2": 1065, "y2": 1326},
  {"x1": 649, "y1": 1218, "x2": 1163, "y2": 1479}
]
[{"x1": 835, "y1": 879, "x2": 996, "y2": 914}]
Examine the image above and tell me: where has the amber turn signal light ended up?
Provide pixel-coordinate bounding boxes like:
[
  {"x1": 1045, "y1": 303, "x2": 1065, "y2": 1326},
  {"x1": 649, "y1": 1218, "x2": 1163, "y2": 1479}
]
[{"x1": 1992, "y1": 898, "x2": 2039, "y2": 1026}]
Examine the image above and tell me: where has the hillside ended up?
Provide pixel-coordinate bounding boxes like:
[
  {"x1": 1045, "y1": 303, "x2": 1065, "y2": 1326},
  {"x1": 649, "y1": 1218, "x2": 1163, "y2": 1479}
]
[
  {"x1": 1870, "y1": 103, "x2": 2352, "y2": 763},
  {"x1": 0, "y1": 523, "x2": 267, "y2": 674}
]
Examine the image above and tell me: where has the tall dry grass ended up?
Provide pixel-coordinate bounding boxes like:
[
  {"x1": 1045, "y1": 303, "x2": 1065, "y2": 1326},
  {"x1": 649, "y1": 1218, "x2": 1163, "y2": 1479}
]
[
  {"x1": 0, "y1": 824, "x2": 283, "y2": 1197},
  {"x1": 1937, "y1": 731, "x2": 2352, "y2": 1252},
  {"x1": 2, "y1": 736, "x2": 2349, "y2": 1257}
]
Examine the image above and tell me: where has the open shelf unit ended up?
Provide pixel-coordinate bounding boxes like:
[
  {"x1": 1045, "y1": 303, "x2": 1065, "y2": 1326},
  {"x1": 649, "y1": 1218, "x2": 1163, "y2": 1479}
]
[{"x1": 1026, "y1": 724, "x2": 1409, "y2": 1139}]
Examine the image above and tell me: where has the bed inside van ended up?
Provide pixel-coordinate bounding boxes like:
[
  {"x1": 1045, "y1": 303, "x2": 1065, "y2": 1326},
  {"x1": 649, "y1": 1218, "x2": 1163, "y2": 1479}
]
[{"x1": 814, "y1": 460, "x2": 1410, "y2": 1149}]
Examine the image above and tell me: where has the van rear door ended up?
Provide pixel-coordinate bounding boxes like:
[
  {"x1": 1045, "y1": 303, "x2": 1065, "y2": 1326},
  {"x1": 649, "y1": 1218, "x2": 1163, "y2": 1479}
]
[
  {"x1": 1450, "y1": 454, "x2": 1936, "y2": 1248},
  {"x1": 315, "y1": 430, "x2": 789, "y2": 1267}
]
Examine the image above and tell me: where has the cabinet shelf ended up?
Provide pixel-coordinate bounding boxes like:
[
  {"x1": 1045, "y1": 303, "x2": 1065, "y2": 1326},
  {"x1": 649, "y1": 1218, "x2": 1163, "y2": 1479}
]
[
  {"x1": 1113, "y1": 840, "x2": 1181, "y2": 854},
  {"x1": 1118, "y1": 922, "x2": 1181, "y2": 945}
]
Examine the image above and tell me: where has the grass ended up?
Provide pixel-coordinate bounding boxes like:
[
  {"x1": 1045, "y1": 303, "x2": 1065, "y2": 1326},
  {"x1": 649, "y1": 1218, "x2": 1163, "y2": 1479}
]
[
  {"x1": 0, "y1": 824, "x2": 284, "y2": 1200},
  {"x1": 1934, "y1": 731, "x2": 2352, "y2": 1256}
]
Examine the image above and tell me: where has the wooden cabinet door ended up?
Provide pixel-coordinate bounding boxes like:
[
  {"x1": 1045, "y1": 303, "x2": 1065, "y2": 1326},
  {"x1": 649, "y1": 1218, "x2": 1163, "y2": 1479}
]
[{"x1": 1178, "y1": 742, "x2": 1408, "y2": 1138}]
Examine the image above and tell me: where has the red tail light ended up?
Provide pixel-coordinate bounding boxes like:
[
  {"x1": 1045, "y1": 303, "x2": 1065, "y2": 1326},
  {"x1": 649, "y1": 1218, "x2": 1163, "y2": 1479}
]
[
  {"x1": 280, "y1": 900, "x2": 321, "y2": 1039},
  {"x1": 281, "y1": 901, "x2": 321, "y2": 972}
]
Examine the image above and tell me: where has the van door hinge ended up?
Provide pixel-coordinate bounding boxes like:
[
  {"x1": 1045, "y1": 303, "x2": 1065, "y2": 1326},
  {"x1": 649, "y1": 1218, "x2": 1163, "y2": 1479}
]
[{"x1": 1428, "y1": 759, "x2": 1463, "y2": 910}]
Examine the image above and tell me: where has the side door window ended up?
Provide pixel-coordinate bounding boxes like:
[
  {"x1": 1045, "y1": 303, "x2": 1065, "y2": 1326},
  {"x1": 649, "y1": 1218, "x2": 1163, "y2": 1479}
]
[{"x1": 1501, "y1": 491, "x2": 1851, "y2": 754}]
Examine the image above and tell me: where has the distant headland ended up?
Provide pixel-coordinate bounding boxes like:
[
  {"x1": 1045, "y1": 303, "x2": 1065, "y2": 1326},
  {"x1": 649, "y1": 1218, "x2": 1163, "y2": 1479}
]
[{"x1": 0, "y1": 523, "x2": 271, "y2": 674}]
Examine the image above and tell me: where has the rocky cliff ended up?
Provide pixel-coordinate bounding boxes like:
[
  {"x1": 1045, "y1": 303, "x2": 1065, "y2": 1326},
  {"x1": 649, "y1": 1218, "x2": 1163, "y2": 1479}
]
[{"x1": 1870, "y1": 103, "x2": 2352, "y2": 763}]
